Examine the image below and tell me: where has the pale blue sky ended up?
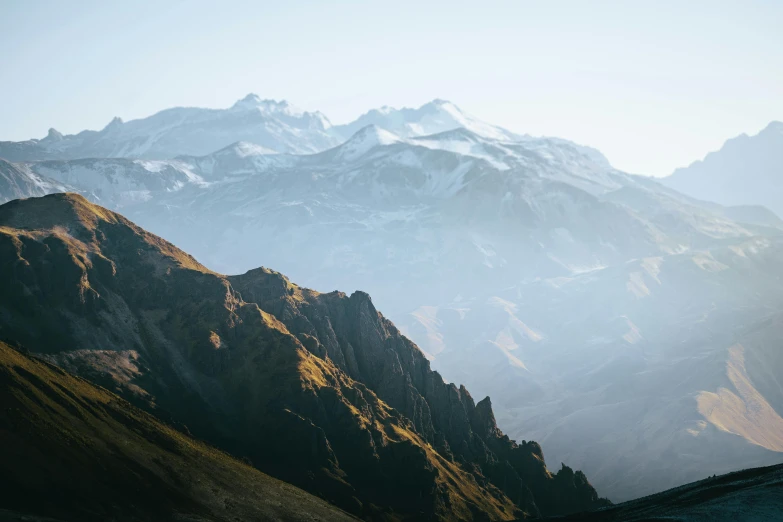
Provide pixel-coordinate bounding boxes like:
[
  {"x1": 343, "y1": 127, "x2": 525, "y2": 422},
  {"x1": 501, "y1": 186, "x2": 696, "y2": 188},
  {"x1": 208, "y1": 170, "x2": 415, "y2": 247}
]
[{"x1": 1, "y1": 0, "x2": 781, "y2": 176}]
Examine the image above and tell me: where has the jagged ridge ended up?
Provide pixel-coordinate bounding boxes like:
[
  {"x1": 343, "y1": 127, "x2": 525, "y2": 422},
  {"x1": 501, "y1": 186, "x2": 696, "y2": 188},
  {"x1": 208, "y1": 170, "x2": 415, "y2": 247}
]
[{"x1": 0, "y1": 193, "x2": 607, "y2": 520}]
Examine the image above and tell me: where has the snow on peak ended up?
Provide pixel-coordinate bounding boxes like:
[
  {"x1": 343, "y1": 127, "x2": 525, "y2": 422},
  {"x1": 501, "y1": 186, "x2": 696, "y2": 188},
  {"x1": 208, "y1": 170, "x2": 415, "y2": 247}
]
[
  {"x1": 337, "y1": 125, "x2": 401, "y2": 160},
  {"x1": 422, "y1": 98, "x2": 458, "y2": 111},
  {"x1": 230, "y1": 94, "x2": 332, "y2": 130},
  {"x1": 410, "y1": 128, "x2": 512, "y2": 170},
  {"x1": 422, "y1": 101, "x2": 519, "y2": 142},
  {"x1": 232, "y1": 93, "x2": 304, "y2": 116},
  {"x1": 222, "y1": 141, "x2": 277, "y2": 158},
  {"x1": 334, "y1": 100, "x2": 520, "y2": 142},
  {"x1": 415, "y1": 127, "x2": 482, "y2": 143},
  {"x1": 231, "y1": 94, "x2": 304, "y2": 116}
]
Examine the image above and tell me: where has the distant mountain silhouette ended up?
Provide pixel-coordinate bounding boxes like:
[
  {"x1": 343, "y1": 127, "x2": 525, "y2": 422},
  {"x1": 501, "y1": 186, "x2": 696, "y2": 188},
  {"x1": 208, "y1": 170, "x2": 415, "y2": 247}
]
[{"x1": 664, "y1": 121, "x2": 783, "y2": 216}]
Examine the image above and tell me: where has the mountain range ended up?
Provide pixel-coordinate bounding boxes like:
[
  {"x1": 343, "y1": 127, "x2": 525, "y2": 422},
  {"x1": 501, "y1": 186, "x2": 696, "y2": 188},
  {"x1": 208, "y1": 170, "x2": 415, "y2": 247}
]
[
  {"x1": 0, "y1": 95, "x2": 583, "y2": 164},
  {"x1": 1, "y1": 96, "x2": 782, "y2": 509},
  {"x1": 0, "y1": 95, "x2": 338, "y2": 161},
  {"x1": 0, "y1": 193, "x2": 607, "y2": 520}
]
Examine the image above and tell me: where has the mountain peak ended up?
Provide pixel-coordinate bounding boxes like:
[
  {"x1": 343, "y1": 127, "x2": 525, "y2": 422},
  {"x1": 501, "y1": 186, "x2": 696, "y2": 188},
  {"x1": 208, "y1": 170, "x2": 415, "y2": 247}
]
[
  {"x1": 102, "y1": 116, "x2": 124, "y2": 131},
  {"x1": 229, "y1": 95, "x2": 332, "y2": 130},
  {"x1": 231, "y1": 94, "x2": 302, "y2": 115},
  {"x1": 333, "y1": 99, "x2": 519, "y2": 142},
  {"x1": 0, "y1": 192, "x2": 118, "y2": 236},
  {"x1": 425, "y1": 98, "x2": 457, "y2": 109},
  {"x1": 240, "y1": 93, "x2": 263, "y2": 104},
  {"x1": 367, "y1": 99, "x2": 460, "y2": 118},
  {"x1": 42, "y1": 127, "x2": 64, "y2": 142},
  {"x1": 418, "y1": 99, "x2": 465, "y2": 119},
  {"x1": 762, "y1": 120, "x2": 783, "y2": 134},
  {"x1": 337, "y1": 125, "x2": 401, "y2": 160},
  {"x1": 0, "y1": 193, "x2": 210, "y2": 275}
]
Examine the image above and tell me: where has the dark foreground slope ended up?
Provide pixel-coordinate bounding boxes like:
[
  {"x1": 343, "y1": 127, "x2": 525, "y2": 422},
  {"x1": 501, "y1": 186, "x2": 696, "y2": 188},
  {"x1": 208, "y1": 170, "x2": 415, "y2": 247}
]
[
  {"x1": 547, "y1": 464, "x2": 783, "y2": 522},
  {"x1": 0, "y1": 340, "x2": 356, "y2": 522},
  {"x1": 0, "y1": 193, "x2": 606, "y2": 520}
]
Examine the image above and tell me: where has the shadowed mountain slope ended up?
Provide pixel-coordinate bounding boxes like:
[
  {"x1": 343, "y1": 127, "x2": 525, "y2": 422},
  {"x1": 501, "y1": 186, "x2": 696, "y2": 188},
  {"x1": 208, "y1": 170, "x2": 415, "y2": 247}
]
[
  {"x1": 546, "y1": 463, "x2": 783, "y2": 522},
  {"x1": 0, "y1": 340, "x2": 357, "y2": 522},
  {"x1": 0, "y1": 193, "x2": 606, "y2": 520}
]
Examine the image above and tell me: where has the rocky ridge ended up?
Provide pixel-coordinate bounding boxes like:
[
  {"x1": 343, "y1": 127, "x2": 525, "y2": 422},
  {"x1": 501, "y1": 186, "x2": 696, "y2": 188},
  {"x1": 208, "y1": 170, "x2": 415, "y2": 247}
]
[{"x1": 0, "y1": 193, "x2": 607, "y2": 520}]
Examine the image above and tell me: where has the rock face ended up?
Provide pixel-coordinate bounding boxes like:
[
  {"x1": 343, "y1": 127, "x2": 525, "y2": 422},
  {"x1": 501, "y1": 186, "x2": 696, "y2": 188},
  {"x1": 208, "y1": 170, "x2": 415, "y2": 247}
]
[
  {"x1": 230, "y1": 269, "x2": 607, "y2": 516},
  {"x1": 0, "y1": 340, "x2": 358, "y2": 522},
  {"x1": 0, "y1": 193, "x2": 607, "y2": 520}
]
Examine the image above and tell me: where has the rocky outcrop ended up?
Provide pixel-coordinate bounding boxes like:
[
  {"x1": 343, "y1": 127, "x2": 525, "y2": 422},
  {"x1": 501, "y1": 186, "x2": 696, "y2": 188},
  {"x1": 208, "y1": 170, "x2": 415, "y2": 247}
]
[
  {"x1": 0, "y1": 194, "x2": 607, "y2": 520},
  {"x1": 231, "y1": 269, "x2": 608, "y2": 517}
]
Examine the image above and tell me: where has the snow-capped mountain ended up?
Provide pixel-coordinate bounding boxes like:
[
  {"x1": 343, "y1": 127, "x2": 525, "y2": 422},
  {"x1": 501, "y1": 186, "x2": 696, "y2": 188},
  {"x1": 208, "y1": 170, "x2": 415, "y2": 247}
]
[
  {"x1": 2, "y1": 103, "x2": 783, "y2": 504},
  {"x1": 0, "y1": 96, "x2": 610, "y2": 168},
  {"x1": 663, "y1": 121, "x2": 783, "y2": 216},
  {"x1": 29, "y1": 158, "x2": 208, "y2": 207},
  {"x1": 0, "y1": 94, "x2": 341, "y2": 161},
  {"x1": 5, "y1": 123, "x2": 770, "y2": 310},
  {"x1": 5, "y1": 121, "x2": 775, "y2": 306},
  {"x1": 332, "y1": 100, "x2": 611, "y2": 167},
  {"x1": 0, "y1": 158, "x2": 70, "y2": 203},
  {"x1": 150, "y1": 125, "x2": 757, "y2": 283},
  {"x1": 332, "y1": 99, "x2": 521, "y2": 141}
]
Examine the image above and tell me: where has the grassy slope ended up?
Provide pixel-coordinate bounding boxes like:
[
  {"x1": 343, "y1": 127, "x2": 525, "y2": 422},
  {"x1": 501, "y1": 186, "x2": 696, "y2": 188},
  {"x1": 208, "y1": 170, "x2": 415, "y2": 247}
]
[{"x1": 0, "y1": 341, "x2": 357, "y2": 522}]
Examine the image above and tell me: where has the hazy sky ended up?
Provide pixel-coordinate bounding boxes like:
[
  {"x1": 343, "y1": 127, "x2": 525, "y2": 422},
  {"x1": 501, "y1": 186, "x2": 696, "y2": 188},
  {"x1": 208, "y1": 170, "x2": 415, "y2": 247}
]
[{"x1": 1, "y1": 0, "x2": 781, "y2": 176}]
